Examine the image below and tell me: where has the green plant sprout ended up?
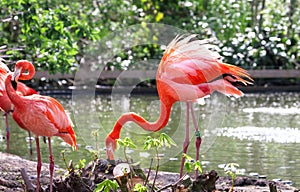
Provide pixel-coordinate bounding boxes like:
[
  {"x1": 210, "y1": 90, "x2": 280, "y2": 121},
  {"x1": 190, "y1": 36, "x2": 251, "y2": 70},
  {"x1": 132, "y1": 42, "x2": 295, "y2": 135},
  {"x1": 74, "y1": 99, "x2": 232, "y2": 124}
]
[
  {"x1": 144, "y1": 133, "x2": 176, "y2": 191},
  {"x1": 61, "y1": 149, "x2": 86, "y2": 172},
  {"x1": 75, "y1": 159, "x2": 86, "y2": 170},
  {"x1": 94, "y1": 179, "x2": 118, "y2": 192},
  {"x1": 133, "y1": 183, "x2": 148, "y2": 192},
  {"x1": 116, "y1": 137, "x2": 137, "y2": 191},
  {"x1": 91, "y1": 129, "x2": 100, "y2": 151},
  {"x1": 60, "y1": 149, "x2": 70, "y2": 171},
  {"x1": 224, "y1": 163, "x2": 242, "y2": 191},
  {"x1": 183, "y1": 153, "x2": 202, "y2": 174},
  {"x1": 116, "y1": 137, "x2": 137, "y2": 163}
]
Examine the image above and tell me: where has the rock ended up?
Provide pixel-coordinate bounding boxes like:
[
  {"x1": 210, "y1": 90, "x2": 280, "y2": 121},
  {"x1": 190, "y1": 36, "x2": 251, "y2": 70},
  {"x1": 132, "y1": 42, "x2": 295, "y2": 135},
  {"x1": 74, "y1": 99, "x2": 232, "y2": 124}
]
[{"x1": 0, "y1": 152, "x2": 55, "y2": 191}]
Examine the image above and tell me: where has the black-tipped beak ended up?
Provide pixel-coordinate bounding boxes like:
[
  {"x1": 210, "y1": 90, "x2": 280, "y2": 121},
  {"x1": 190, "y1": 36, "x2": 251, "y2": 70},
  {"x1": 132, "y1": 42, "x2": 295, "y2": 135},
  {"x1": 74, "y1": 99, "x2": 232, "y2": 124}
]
[{"x1": 11, "y1": 80, "x2": 17, "y2": 90}]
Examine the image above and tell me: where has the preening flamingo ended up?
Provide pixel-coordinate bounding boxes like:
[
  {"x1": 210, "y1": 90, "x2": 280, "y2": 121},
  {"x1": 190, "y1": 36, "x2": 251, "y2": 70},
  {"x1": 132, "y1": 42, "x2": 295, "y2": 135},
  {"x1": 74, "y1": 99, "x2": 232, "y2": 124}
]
[
  {"x1": 0, "y1": 59, "x2": 37, "y2": 154},
  {"x1": 5, "y1": 60, "x2": 77, "y2": 192},
  {"x1": 106, "y1": 34, "x2": 253, "y2": 176}
]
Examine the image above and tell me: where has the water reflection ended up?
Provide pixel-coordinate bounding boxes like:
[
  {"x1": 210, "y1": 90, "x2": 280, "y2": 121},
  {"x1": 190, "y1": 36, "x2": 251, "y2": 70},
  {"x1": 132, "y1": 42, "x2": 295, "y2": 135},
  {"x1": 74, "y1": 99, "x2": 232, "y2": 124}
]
[
  {"x1": 218, "y1": 126, "x2": 300, "y2": 143},
  {"x1": 243, "y1": 107, "x2": 300, "y2": 115},
  {"x1": 0, "y1": 92, "x2": 300, "y2": 188}
]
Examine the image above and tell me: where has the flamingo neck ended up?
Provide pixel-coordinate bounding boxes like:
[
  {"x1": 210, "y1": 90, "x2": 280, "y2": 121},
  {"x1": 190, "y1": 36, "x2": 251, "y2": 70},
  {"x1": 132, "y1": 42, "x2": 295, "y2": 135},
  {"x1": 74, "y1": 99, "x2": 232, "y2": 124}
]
[
  {"x1": 5, "y1": 74, "x2": 23, "y2": 107},
  {"x1": 108, "y1": 99, "x2": 173, "y2": 140}
]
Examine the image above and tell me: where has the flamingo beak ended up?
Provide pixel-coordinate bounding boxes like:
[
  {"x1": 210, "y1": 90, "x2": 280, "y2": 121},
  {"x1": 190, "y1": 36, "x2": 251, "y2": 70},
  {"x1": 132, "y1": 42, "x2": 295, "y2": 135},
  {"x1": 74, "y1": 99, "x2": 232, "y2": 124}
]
[{"x1": 12, "y1": 67, "x2": 22, "y2": 82}]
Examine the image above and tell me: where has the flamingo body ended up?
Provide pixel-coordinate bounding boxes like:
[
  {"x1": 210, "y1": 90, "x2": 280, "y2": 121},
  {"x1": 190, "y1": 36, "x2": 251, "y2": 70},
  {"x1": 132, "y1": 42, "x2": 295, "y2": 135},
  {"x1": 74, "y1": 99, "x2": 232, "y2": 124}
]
[
  {"x1": 11, "y1": 94, "x2": 76, "y2": 145},
  {"x1": 5, "y1": 60, "x2": 76, "y2": 192}
]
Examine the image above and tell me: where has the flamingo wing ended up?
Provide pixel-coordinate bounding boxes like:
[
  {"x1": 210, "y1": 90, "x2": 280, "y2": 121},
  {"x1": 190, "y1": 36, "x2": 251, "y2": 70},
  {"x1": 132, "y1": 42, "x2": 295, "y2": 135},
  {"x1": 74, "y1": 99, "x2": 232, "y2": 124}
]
[
  {"x1": 158, "y1": 59, "x2": 222, "y2": 85},
  {"x1": 40, "y1": 96, "x2": 76, "y2": 147},
  {"x1": 0, "y1": 69, "x2": 7, "y2": 93},
  {"x1": 158, "y1": 34, "x2": 252, "y2": 85},
  {"x1": 17, "y1": 82, "x2": 37, "y2": 95},
  {"x1": 14, "y1": 94, "x2": 76, "y2": 147},
  {"x1": 156, "y1": 34, "x2": 253, "y2": 101}
]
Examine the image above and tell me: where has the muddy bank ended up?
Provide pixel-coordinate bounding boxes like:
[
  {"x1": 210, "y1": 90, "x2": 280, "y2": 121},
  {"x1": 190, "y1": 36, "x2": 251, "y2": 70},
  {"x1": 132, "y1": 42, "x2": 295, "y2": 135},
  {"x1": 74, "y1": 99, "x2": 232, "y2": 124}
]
[{"x1": 0, "y1": 152, "x2": 298, "y2": 192}]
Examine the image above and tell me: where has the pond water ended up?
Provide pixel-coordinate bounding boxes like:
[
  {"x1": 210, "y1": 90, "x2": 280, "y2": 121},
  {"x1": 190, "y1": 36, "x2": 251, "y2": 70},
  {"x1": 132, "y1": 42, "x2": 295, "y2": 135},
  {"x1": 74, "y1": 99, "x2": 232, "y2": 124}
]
[{"x1": 1, "y1": 92, "x2": 300, "y2": 188}]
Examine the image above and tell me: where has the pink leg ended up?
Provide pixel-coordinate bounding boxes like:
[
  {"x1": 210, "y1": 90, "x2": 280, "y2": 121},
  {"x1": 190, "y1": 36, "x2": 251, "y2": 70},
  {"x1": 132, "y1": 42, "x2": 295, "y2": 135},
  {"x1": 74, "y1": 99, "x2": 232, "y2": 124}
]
[
  {"x1": 180, "y1": 102, "x2": 191, "y2": 177},
  {"x1": 48, "y1": 137, "x2": 54, "y2": 192},
  {"x1": 4, "y1": 113, "x2": 10, "y2": 153},
  {"x1": 190, "y1": 102, "x2": 202, "y2": 177},
  {"x1": 28, "y1": 131, "x2": 33, "y2": 160},
  {"x1": 35, "y1": 137, "x2": 42, "y2": 192}
]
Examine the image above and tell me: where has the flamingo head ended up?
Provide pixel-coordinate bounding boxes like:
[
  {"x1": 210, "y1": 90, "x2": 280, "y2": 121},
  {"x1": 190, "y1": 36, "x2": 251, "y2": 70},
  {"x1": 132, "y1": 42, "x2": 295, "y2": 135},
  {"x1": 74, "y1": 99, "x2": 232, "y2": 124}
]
[
  {"x1": 105, "y1": 136, "x2": 117, "y2": 160},
  {"x1": 13, "y1": 60, "x2": 35, "y2": 81}
]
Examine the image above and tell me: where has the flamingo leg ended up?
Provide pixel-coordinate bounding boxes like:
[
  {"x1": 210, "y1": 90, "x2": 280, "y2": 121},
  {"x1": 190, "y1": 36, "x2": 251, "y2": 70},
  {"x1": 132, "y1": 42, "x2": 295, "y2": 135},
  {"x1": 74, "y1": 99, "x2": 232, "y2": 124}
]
[
  {"x1": 28, "y1": 131, "x2": 33, "y2": 160},
  {"x1": 35, "y1": 137, "x2": 42, "y2": 192},
  {"x1": 48, "y1": 137, "x2": 54, "y2": 192},
  {"x1": 190, "y1": 102, "x2": 202, "y2": 177},
  {"x1": 180, "y1": 102, "x2": 191, "y2": 177},
  {"x1": 4, "y1": 113, "x2": 9, "y2": 153}
]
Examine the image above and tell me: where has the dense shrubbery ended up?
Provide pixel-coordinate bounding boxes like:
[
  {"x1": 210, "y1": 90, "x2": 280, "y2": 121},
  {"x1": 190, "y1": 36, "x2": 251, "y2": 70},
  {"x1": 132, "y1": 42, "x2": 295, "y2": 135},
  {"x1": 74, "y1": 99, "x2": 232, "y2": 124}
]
[{"x1": 0, "y1": 0, "x2": 299, "y2": 73}]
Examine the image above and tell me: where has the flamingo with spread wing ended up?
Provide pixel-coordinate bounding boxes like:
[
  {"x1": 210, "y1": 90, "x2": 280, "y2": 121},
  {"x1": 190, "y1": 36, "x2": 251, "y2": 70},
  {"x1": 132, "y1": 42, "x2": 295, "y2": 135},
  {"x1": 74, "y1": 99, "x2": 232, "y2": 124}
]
[{"x1": 106, "y1": 34, "x2": 253, "y2": 176}]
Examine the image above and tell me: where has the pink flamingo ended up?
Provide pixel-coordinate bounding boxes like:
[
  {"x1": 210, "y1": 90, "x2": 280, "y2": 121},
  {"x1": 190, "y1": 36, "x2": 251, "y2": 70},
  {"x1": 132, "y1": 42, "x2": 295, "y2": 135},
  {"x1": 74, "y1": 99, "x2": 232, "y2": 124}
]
[
  {"x1": 106, "y1": 34, "x2": 253, "y2": 177},
  {"x1": 5, "y1": 60, "x2": 77, "y2": 192},
  {"x1": 0, "y1": 60, "x2": 37, "y2": 154}
]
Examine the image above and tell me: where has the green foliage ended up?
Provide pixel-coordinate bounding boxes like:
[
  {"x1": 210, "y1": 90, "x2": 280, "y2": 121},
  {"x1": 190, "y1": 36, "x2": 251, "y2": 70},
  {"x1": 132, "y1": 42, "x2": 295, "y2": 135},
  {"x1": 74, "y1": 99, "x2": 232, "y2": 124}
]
[
  {"x1": 144, "y1": 136, "x2": 161, "y2": 150},
  {"x1": 133, "y1": 183, "x2": 148, "y2": 192},
  {"x1": 91, "y1": 129, "x2": 100, "y2": 152},
  {"x1": 144, "y1": 133, "x2": 176, "y2": 150},
  {"x1": 94, "y1": 179, "x2": 118, "y2": 192},
  {"x1": 117, "y1": 137, "x2": 137, "y2": 163},
  {"x1": 74, "y1": 159, "x2": 86, "y2": 170},
  {"x1": 183, "y1": 153, "x2": 202, "y2": 174},
  {"x1": 224, "y1": 163, "x2": 242, "y2": 190},
  {"x1": 117, "y1": 137, "x2": 137, "y2": 149},
  {"x1": 1, "y1": 0, "x2": 299, "y2": 73},
  {"x1": 143, "y1": 133, "x2": 176, "y2": 190},
  {"x1": 159, "y1": 133, "x2": 177, "y2": 148},
  {"x1": 60, "y1": 149, "x2": 70, "y2": 170}
]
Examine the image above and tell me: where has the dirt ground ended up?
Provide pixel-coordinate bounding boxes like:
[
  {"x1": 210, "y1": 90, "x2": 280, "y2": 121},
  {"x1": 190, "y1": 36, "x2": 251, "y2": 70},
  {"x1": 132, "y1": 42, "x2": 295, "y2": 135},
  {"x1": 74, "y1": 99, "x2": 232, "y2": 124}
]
[{"x1": 0, "y1": 152, "x2": 299, "y2": 192}]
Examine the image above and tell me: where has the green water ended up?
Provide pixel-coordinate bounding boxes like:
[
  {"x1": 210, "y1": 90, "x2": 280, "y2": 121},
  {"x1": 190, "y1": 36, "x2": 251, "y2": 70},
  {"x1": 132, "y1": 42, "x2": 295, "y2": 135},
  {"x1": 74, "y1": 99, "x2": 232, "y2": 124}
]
[{"x1": 1, "y1": 92, "x2": 300, "y2": 187}]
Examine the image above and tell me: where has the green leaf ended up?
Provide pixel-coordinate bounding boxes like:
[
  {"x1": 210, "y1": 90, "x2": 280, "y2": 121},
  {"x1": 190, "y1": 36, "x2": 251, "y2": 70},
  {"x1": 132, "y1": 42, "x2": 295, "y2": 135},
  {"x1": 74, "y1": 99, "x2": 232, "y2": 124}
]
[
  {"x1": 159, "y1": 133, "x2": 176, "y2": 148},
  {"x1": 184, "y1": 161, "x2": 192, "y2": 173},
  {"x1": 182, "y1": 153, "x2": 193, "y2": 161},
  {"x1": 194, "y1": 160, "x2": 202, "y2": 173},
  {"x1": 94, "y1": 179, "x2": 118, "y2": 192},
  {"x1": 117, "y1": 137, "x2": 137, "y2": 149},
  {"x1": 155, "y1": 12, "x2": 164, "y2": 22}
]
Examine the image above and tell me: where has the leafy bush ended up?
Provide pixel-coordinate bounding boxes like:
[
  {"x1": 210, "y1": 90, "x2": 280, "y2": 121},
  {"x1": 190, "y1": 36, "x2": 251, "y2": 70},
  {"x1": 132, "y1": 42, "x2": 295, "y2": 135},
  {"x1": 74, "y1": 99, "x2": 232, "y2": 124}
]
[{"x1": 0, "y1": 0, "x2": 299, "y2": 73}]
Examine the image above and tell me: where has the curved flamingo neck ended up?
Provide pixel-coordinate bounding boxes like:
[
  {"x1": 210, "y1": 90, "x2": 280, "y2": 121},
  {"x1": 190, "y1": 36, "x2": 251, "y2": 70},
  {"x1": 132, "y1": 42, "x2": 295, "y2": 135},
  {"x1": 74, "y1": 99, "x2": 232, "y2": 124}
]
[
  {"x1": 108, "y1": 99, "x2": 173, "y2": 140},
  {"x1": 16, "y1": 60, "x2": 35, "y2": 80},
  {"x1": 5, "y1": 74, "x2": 23, "y2": 106}
]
